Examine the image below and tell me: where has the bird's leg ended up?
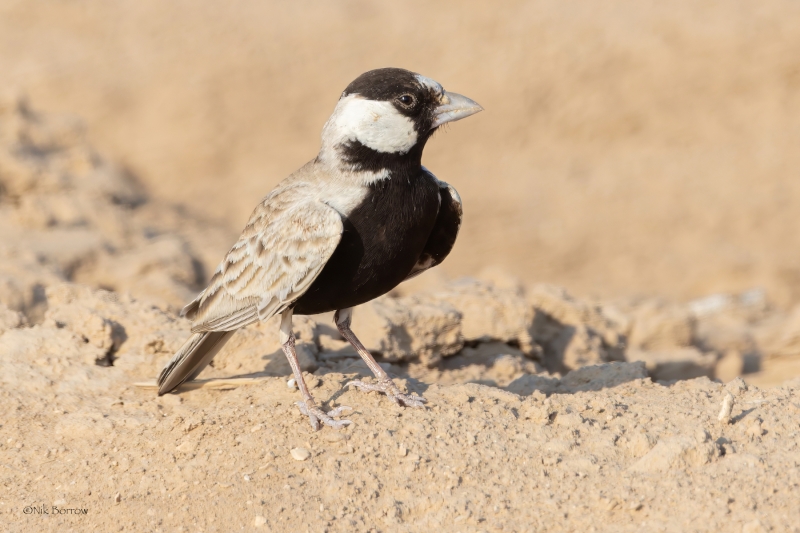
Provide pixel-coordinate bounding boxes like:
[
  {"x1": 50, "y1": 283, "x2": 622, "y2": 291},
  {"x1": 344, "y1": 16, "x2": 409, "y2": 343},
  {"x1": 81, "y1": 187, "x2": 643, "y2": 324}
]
[
  {"x1": 280, "y1": 309, "x2": 351, "y2": 430},
  {"x1": 335, "y1": 308, "x2": 426, "y2": 408}
]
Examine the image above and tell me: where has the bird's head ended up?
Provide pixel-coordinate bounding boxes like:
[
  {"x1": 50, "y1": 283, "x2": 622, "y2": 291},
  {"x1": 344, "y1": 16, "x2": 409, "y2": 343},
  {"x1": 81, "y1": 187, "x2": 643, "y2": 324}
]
[{"x1": 319, "y1": 68, "x2": 482, "y2": 177}]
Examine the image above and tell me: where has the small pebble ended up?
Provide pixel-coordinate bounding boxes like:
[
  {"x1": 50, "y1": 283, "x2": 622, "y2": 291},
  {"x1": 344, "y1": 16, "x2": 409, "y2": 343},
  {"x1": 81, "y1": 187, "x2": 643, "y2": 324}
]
[
  {"x1": 323, "y1": 432, "x2": 345, "y2": 443},
  {"x1": 114, "y1": 493, "x2": 121, "y2": 503},
  {"x1": 287, "y1": 378, "x2": 297, "y2": 389},
  {"x1": 746, "y1": 419, "x2": 764, "y2": 438},
  {"x1": 718, "y1": 392, "x2": 734, "y2": 423},
  {"x1": 160, "y1": 394, "x2": 182, "y2": 406},
  {"x1": 254, "y1": 515, "x2": 267, "y2": 528},
  {"x1": 725, "y1": 377, "x2": 747, "y2": 394},
  {"x1": 243, "y1": 474, "x2": 251, "y2": 481},
  {"x1": 338, "y1": 445, "x2": 354, "y2": 455},
  {"x1": 290, "y1": 447, "x2": 311, "y2": 461},
  {"x1": 742, "y1": 519, "x2": 766, "y2": 533}
]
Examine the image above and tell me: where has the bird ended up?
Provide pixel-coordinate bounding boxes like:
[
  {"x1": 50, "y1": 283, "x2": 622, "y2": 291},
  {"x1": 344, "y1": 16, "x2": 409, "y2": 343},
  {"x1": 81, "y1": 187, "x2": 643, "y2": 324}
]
[{"x1": 157, "y1": 67, "x2": 482, "y2": 430}]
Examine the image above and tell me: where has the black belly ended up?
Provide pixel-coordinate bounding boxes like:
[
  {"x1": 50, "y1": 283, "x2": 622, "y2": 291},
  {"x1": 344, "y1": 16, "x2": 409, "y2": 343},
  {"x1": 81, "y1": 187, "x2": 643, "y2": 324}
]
[{"x1": 292, "y1": 170, "x2": 441, "y2": 315}]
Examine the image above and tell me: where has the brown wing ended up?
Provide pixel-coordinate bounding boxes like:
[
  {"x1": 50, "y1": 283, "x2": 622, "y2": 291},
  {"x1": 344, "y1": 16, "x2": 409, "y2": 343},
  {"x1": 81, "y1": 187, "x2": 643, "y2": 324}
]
[{"x1": 183, "y1": 184, "x2": 343, "y2": 332}]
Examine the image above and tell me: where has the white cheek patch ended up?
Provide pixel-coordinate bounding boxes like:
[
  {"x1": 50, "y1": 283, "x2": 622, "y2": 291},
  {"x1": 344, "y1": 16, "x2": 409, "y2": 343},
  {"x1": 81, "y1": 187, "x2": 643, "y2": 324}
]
[{"x1": 327, "y1": 95, "x2": 418, "y2": 154}]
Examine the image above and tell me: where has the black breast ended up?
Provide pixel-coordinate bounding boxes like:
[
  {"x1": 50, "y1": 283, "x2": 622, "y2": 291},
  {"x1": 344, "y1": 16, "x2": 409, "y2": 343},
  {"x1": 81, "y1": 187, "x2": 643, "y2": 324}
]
[{"x1": 292, "y1": 170, "x2": 441, "y2": 315}]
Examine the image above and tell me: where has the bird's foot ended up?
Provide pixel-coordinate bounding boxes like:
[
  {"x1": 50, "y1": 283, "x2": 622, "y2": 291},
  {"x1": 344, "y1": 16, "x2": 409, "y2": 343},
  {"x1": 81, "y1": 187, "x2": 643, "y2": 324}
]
[
  {"x1": 295, "y1": 401, "x2": 352, "y2": 431},
  {"x1": 347, "y1": 378, "x2": 427, "y2": 408}
]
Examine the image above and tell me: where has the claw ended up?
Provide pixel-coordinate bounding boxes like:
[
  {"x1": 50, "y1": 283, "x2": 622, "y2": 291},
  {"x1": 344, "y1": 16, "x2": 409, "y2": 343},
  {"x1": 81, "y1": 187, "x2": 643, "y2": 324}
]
[
  {"x1": 295, "y1": 401, "x2": 352, "y2": 431},
  {"x1": 347, "y1": 378, "x2": 427, "y2": 408}
]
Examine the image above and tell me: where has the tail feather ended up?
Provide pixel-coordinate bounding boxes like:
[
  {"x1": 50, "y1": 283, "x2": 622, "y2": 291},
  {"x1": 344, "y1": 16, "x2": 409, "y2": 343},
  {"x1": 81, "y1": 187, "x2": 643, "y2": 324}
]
[{"x1": 157, "y1": 331, "x2": 234, "y2": 395}]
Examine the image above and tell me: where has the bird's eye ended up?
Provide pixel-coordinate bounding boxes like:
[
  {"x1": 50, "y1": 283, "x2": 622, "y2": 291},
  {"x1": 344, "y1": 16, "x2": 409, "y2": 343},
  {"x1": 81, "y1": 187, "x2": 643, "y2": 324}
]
[{"x1": 396, "y1": 94, "x2": 416, "y2": 108}]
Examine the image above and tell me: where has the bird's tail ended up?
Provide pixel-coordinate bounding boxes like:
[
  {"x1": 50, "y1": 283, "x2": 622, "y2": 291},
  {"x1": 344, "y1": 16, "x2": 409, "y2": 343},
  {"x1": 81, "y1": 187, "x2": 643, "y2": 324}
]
[{"x1": 157, "y1": 331, "x2": 234, "y2": 395}]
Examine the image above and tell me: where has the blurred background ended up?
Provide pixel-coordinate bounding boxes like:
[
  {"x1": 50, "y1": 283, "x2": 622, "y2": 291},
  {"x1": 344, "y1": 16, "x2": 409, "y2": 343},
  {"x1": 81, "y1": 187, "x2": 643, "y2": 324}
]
[{"x1": 3, "y1": 0, "x2": 800, "y2": 384}]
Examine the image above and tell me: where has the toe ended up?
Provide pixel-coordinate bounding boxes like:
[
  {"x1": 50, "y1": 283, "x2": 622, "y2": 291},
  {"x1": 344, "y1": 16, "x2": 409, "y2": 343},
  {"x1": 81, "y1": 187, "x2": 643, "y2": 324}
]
[
  {"x1": 388, "y1": 397, "x2": 401, "y2": 407},
  {"x1": 328, "y1": 405, "x2": 353, "y2": 417},
  {"x1": 395, "y1": 391, "x2": 427, "y2": 408},
  {"x1": 346, "y1": 380, "x2": 379, "y2": 392},
  {"x1": 347, "y1": 378, "x2": 428, "y2": 408},
  {"x1": 295, "y1": 401, "x2": 352, "y2": 430},
  {"x1": 399, "y1": 396, "x2": 426, "y2": 408},
  {"x1": 324, "y1": 417, "x2": 352, "y2": 429}
]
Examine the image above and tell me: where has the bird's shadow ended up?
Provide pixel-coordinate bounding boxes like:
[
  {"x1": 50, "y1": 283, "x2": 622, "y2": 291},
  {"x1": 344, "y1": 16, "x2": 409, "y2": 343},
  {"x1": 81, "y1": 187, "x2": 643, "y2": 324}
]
[{"x1": 210, "y1": 327, "x2": 645, "y2": 402}]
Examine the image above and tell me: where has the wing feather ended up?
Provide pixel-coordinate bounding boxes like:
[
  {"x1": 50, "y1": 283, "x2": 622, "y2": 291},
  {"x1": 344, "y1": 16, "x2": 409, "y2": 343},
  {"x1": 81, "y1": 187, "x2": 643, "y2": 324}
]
[
  {"x1": 189, "y1": 187, "x2": 343, "y2": 332},
  {"x1": 405, "y1": 173, "x2": 463, "y2": 280}
]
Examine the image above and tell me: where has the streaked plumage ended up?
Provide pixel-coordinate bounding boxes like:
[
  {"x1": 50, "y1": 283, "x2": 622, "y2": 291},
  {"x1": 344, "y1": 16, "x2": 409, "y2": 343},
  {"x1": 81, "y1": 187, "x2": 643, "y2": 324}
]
[{"x1": 157, "y1": 68, "x2": 482, "y2": 430}]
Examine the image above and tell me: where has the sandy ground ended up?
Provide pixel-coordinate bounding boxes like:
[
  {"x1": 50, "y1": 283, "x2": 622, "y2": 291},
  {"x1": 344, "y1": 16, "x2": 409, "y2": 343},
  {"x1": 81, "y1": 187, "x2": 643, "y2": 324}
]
[
  {"x1": 2, "y1": 366, "x2": 799, "y2": 533},
  {"x1": 3, "y1": 2, "x2": 800, "y2": 531},
  {"x1": 1, "y1": 283, "x2": 799, "y2": 533}
]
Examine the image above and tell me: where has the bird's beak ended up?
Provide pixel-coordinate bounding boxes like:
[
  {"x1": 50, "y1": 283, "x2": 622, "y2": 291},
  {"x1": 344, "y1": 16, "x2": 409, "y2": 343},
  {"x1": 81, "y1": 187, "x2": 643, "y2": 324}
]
[{"x1": 431, "y1": 91, "x2": 483, "y2": 129}]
